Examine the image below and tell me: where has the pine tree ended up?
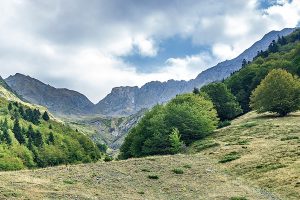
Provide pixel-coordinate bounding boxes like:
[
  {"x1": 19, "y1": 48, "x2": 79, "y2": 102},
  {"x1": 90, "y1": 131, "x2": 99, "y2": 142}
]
[
  {"x1": 8, "y1": 102, "x2": 13, "y2": 111},
  {"x1": 3, "y1": 129, "x2": 12, "y2": 145},
  {"x1": 34, "y1": 130, "x2": 43, "y2": 147},
  {"x1": 42, "y1": 111, "x2": 50, "y2": 121},
  {"x1": 27, "y1": 125, "x2": 35, "y2": 139},
  {"x1": 193, "y1": 88, "x2": 200, "y2": 95},
  {"x1": 13, "y1": 119, "x2": 25, "y2": 144},
  {"x1": 47, "y1": 132, "x2": 55, "y2": 145}
]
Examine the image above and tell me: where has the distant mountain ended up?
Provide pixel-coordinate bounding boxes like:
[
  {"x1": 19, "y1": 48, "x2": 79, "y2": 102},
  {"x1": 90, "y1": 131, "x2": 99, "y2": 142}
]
[
  {"x1": 5, "y1": 73, "x2": 94, "y2": 115},
  {"x1": 94, "y1": 28, "x2": 295, "y2": 116},
  {"x1": 4, "y1": 28, "x2": 295, "y2": 117}
]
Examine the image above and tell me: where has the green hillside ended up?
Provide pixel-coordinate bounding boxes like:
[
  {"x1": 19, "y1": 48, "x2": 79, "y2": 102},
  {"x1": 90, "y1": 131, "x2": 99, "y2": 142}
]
[
  {"x1": 0, "y1": 111, "x2": 298, "y2": 199},
  {"x1": 0, "y1": 86, "x2": 102, "y2": 170},
  {"x1": 188, "y1": 112, "x2": 300, "y2": 200}
]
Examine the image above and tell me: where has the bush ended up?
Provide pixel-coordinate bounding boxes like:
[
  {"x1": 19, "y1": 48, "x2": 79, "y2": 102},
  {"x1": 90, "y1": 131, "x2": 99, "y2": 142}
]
[
  {"x1": 172, "y1": 168, "x2": 184, "y2": 174},
  {"x1": 230, "y1": 197, "x2": 248, "y2": 200},
  {"x1": 218, "y1": 120, "x2": 231, "y2": 128},
  {"x1": 0, "y1": 156, "x2": 24, "y2": 171},
  {"x1": 219, "y1": 152, "x2": 241, "y2": 163},
  {"x1": 250, "y1": 69, "x2": 300, "y2": 116},
  {"x1": 104, "y1": 155, "x2": 113, "y2": 162},
  {"x1": 147, "y1": 175, "x2": 159, "y2": 180}
]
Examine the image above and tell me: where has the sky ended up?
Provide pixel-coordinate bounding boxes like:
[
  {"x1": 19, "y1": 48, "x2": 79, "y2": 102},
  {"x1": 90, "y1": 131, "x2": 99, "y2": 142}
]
[{"x1": 0, "y1": 0, "x2": 300, "y2": 103}]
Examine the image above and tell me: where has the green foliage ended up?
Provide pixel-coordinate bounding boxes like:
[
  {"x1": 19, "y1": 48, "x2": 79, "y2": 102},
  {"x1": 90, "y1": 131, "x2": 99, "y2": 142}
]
[
  {"x1": 42, "y1": 111, "x2": 50, "y2": 121},
  {"x1": 250, "y1": 69, "x2": 300, "y2": 116},
  {"x1": 96, "y1": 143, "x2": 108, "y2": 153},
  {"x1": 172, "y1": 168, "x2": 184, "y2": 174},
  {"x1": 169, "y1": 128, "x2": 184, "y2": 154},
  {"x1": 0, "y1": 119, "x2": 12, "y2": 145},
  {"x1": 218, "y1": 120, "x2": 231, "y2": 128},
  {"x1": 120, "y1": 94, "x2": 218, "y2": 159},
  {"x1": 147, "y1": 175, "x2": 159, "y2": 180},
  {"x1": 225, "y1": 29, "x2": 300, "y2": 113},
  {"x1": 200, "y1": 82, "x2": 242, "y2": 120},
  {"x1": 104, "y1": 155, "x2": 113, "y2": 162},
  {"x1": 219, "y1": 152, "x2": 241, "y2": 163},
  {"x1": 165, "y1": 94, "x2": 218, "y2": 144},
  {"x1": 13, "y1": 119, "x2": 25, "y2": 145},
  {"x1": 230, "y1": 197, "x2": 248, "y2": 200},
  {"x1": 7, "y1": 103, "x2": 12, "y2": 111},
  {"x1": 190, "y1": 140, "x2": 220, "y2": 152},
  {"x1": 0, "y1": 98, "x2": 101, "y2": 171},
  {"x1": 0, "y1": 156, "x2": 24, "y2": 171}
]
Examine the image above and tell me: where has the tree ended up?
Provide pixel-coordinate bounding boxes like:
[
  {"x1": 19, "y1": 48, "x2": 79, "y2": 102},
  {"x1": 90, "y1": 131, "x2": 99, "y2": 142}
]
[
  {"x1": 1, "y1": 119, "x2": 12, "y2": 145},
  {"x1": 242, "y1": 59, "x2": 247, "y2": 67},
  {"x1": 193, "y1": 87, "x2": 200, "y2": 95},
  {"x1": 268, "y1": 40, "x2": 279, "y2": 53},
  {"x1": 165, "y1": 94, "x2": 218, "y2": 145},
  {"x1": 34, "y1": 130, "x2": 43, "y2": 147},
  {"x1": 3, "y1": 129, "x2": 12, "y2": 145},
  {"x1": 13, "y1": 119, "x2": 26, "y2": 144},
  {"x1": 8, "y1": 103, "x2": 13, "y2": 111},
  {"x1": 96, "y1": 143, "x2": 108, "y2": 153},
  {"x1": 42, "y1": 111, "x2": 50, "y2": 121},
  {"x1": 250, "y1": 69, "x2": 300, "y2": 116},
  {"x1": 47, "y1": 132, "x2": 55, "y2": 145},
  {"x1": 120, "y1": 94, "x2": 219, "y2": 159},
  {"x1": 200, "y1": 82, "x2": 243, "y2": 121},
  {"x1": 169, "y1": 128, "x2": 184, "y2": 154}
]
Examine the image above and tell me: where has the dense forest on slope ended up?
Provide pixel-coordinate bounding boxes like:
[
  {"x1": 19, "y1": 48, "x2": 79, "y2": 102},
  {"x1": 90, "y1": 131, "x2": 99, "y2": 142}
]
[
  {"x1": 0, "y1": 96, "x2": 103, "y2": 170},
  {"x1": 225, "y1": 29, "x2": 300, "y2": 113}
]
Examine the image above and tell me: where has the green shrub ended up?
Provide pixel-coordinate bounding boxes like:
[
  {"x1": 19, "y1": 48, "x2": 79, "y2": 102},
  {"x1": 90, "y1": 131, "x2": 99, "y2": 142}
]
[
  {"x1": 104, "y1": 155, "x2": 113, "y2": 162},
  {"x1": 172, "y1": 168, "x2": 184, "y2": 174},
  {"x1": 0, "y1": 156, "x2": 24, "y2": 171},
  {"x1": 218, "y1": 120, "x2": 231, "y2": 128},
  {"x1": 148, "y1": 175, "x2": 159, "y2": 180},
  {"x1": 192, "y1": 140, "x2": 220, "y2": 152},
  {"x1": 280, "y1": 136, "x2": 299, "y2": 141},
  {"x1": 219, "y1": 152, "x2": 241, "y2": 163},
  {"x1": 230, "y1": 197, "x2": 248, "y2": 200}
]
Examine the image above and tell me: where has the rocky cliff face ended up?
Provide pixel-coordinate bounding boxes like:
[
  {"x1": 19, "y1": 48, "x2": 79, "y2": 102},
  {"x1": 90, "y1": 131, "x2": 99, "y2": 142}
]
[
  {"x1": 94, "y1": 28, "x2": 295, "y2": 116},
  {"x1": 5, "y1": 73, "x2": 94, "y2": 115}
]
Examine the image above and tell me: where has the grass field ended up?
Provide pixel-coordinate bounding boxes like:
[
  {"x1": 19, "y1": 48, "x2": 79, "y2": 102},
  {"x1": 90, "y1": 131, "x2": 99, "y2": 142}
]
[
  {"x1": 189, "y1": 111, "x2": 300, "y2": 200},
  {"x1": 0, "y1": 111, "x2": 299, "y2": 199}
]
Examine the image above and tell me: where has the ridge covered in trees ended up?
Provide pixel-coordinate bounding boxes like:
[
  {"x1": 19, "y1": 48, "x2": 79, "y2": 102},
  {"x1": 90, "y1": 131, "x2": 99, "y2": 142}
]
[{"x1": 0, "y1": 98, "x2": 103, "y2": 170}]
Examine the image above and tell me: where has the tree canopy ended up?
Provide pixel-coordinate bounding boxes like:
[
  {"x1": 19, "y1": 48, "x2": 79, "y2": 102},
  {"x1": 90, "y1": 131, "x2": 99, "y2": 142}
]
[
  {"x1": 119, "y1": 93, "x2": 218, "y2": 159},
  {"x1": 250, "y1": 69, "x2": 300, "y2": 116},
  {"x1": 200, "y1": 82, "x2": 242, "y2": 121}
]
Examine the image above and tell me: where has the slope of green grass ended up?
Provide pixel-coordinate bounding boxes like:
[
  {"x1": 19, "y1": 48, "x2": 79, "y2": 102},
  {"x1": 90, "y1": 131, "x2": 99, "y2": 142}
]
[
  {"x1": 0, "y1": 154, "x2": 271, "y2": 200},
  {"x1": 189, "y1": 111, "x2": 300, "y2": 200},
  {"x1": 1, "y1": 112, "x2": 298, "y2": 199}
]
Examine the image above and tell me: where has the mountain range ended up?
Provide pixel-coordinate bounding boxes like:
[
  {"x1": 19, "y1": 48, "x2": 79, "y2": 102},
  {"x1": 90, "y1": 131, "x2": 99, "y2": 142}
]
[{"x1": 4, "y1": 28, "x2": 295, "y2": 116}]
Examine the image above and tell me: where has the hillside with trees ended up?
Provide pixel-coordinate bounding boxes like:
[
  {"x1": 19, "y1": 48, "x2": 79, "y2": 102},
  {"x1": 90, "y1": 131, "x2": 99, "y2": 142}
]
[
  {"x1": 120, "y1": 29, "x2": 300, "y2": 159},
  {"x1": 0, "y1": 89, "x2": 103, "y2": 170}
]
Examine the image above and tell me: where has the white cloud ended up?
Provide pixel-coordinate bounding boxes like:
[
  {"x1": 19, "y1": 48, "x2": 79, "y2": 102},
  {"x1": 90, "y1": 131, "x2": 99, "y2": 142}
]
[
  {"x1": 133, "y1": 35, "x2": 157, "y2": 57},
  {"x1": 0, "y1": 0, "x2": 299, "y2": 103}
]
